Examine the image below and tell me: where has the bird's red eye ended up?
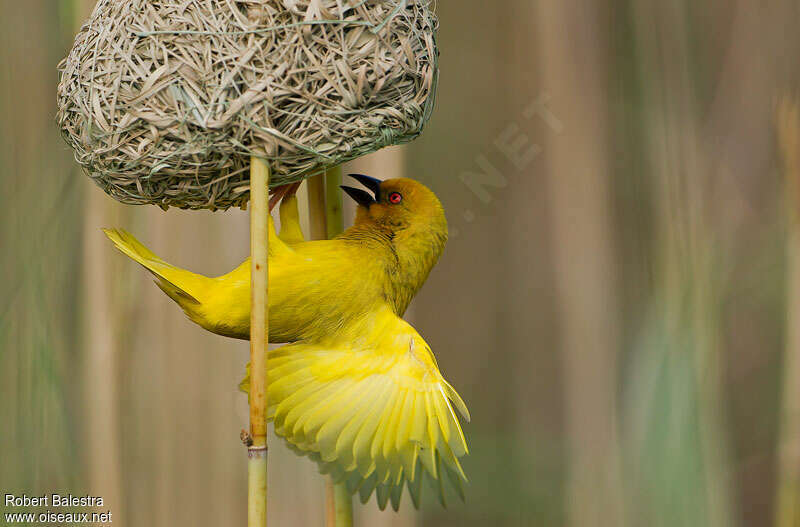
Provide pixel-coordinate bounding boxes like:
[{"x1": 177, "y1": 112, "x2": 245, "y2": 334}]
[{"x1": 388, "y1": 192, "x2": 403, "y2": 204}]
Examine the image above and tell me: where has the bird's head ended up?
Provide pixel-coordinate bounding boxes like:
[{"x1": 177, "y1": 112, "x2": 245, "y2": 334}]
[
  {"x1": 341, "y1": 174, "x2": 448, "y2": 314},
  {"x1": 341, "y1": 174, "x2": 448, "y2": 243}
]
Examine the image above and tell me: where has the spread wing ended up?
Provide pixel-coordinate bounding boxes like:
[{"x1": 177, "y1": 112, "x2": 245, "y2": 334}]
[{"x1": 241, "y1": 316, "x2": 470, "y2": 510}]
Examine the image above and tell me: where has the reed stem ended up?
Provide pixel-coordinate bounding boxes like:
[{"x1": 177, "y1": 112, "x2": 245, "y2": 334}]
[
  {"x1": 326, "y1": 478, "x2": 354, "y2": 527},
  {"x1": 306, "y1": 168, "x2": 353, "y2": 526},
  {"x1": 307, "y1": 173, "x2": 328, "y2": 240},
  {"x1": 325, "y1": 166, "x2": 344, "y2": 239},
  {"x1": 325, "y1": 166, "x2": 352, "y2": 526},
  {"x1": 775, "y1": 98, "x2": 800, "y2": 527},
  {"x1": 248, "y1": 156, "x2": 270, "y2": 527}
]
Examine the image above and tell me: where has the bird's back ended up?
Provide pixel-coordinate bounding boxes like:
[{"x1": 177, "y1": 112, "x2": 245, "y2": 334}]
[{"x1": 265, "y1": 235, "x2": 391, "y2": 342}]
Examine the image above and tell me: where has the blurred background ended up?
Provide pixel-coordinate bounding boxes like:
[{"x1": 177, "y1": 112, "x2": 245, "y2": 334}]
[{"x1": 3, "y1": 0, "x2": 800, "y2": 526}]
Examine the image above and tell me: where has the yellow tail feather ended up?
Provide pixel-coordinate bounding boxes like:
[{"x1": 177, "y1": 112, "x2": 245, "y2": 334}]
[{"x1": 102, "y1": 228, "x2": 202, "y2": 306}]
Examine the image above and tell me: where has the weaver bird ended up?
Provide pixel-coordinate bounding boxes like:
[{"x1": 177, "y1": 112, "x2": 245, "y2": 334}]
[
  {"x1": 104, "y1": 175, "x2": 447, "y2": 343},
  {"x1": 107, "y1": 174, "x2": 469, "y2": 507},
  {"x1": 248, "y1": 176, "x2": 466, "y2": 509}
]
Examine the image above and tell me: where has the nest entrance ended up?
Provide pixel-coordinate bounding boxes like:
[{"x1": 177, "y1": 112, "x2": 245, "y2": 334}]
[{"x1": 57, "y1": 0, "x2": 438, "y2": 210}]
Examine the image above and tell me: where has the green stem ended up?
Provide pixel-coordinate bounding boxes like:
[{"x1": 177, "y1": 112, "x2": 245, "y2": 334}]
[
  {"x1": 334, "y1": 481, "x2": 353, "y2": 527},
  {"x1": 325, "y1": 477, "x2": 353, "y2": 527},
  {"x1": 325, "y1": 166, "x2": 344, "y2": 238},
  {"x1": 322, "y1": 166, "x2": 351, "y2": 526}
]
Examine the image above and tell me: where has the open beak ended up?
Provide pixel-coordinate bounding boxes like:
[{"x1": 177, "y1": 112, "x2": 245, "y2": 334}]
[
  {"x1": 340, "y1": 186, "x2": 375, "y2": 207},
  {"x1": 341, "y1": 174, "x2": 382, "y2": 207}
]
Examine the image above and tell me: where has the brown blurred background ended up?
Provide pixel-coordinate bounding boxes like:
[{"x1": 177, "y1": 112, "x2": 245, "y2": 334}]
[{"x1": 3, "y1": 0, "x2": 800, "y2": 526}]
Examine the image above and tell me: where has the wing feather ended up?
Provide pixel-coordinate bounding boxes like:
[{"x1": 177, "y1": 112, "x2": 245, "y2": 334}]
[
  {"x1": 358, "y1": 472, "x2": 378, "y2": 504},
  {"x1": 442, "y1": 378, "x2": 471, "y2": 422},
  {"x1": 353, "y1": 386, "x2": 400, "y2": 478},
  {"x1": 339, "y1": 381, "x2": 394, "y2": 474},
  {"x1": 278, "y1": 380, "x2": 336, "y2": 435},
  {"x1": 317, "y1": 378, "x2": 383, "y2": 463},
  {"x1": 370, "y1": 386, "x2": 405, "y2": 483},
  {"x1": 423, "y1": 392, "x2": 439, "y2": 478},
  {"x1": 255, "y1": 314, "x2": 469, "y2": 510},
  {"x1": 375, "y1": 482, "x2": 391, "y2": 510},
  {"x1": 389, "y1": 477, "x2": 404, "y2": 512},
  {"x1": 406, "y1": 462, "x2": 423, "y2": 508}
]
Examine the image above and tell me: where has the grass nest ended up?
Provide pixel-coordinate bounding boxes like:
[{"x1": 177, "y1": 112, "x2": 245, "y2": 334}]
[{"x1": 57, "y1": 0, "x2": 438, "y2": 210}]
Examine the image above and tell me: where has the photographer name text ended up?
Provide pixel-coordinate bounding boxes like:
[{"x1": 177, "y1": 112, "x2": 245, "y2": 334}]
[{"x1": 4, "y1": 494, "x2": 111, "y2": 524}]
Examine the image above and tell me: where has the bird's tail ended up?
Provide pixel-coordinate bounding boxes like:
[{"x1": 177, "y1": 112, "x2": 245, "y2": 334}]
[{"x1": 103, "y1": 228, "x2": 204, "y2": 309}]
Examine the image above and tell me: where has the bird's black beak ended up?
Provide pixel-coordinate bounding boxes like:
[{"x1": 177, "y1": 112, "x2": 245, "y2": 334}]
[
  {"x1": 348, "y1": 174, "x2": 382, "y2": 196},
  {"x1": 340, "y1": 186, "x2": 375, "y2": 207},
  {"x1": 341, "y1": 173, "x2": 382, "y2": 207}
]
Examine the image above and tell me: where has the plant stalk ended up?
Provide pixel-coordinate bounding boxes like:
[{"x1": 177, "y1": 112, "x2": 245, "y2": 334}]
[
  {"x1": 325, "y1": 166, "x2": 344, "y2": 239},
  {"x1": 326, "y1": 478, "x2": 354, "y2": 527},
  {"x1": 307, "y1": 173, "x2": 328, "y2": 240},
  {"x1": 326, "y1": 165, "x2": 352, "y2": 526},
  {"x1": 306, "y1": 168, "x2": 353, "y2": 526},
  {"x1": 776, "y1": 98, "x2": 800, "y2": 527},
  {"x1": 248, "y1": 156, "x2": 270, "y2": 527}
]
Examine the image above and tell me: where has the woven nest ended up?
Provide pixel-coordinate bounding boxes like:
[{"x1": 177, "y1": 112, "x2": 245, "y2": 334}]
[{"x1": 57, "y1": 0, "x2": 438, "y2": 210}]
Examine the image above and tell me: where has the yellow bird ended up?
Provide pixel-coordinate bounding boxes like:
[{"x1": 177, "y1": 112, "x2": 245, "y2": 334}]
[
  {"x1": 240, "y1": 176, "x2": 468, "y2": 508},
  {"x1": 104, "y1": 175, "x2": 446, "y2": 343},
  {"x1": 107, "y1": 174, "x2": 469, "y2": 508}
]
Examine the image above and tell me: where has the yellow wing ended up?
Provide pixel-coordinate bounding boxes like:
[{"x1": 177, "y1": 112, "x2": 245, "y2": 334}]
[{"x1": 241, "y1": 311, "x2": 470, "y2": 510}]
